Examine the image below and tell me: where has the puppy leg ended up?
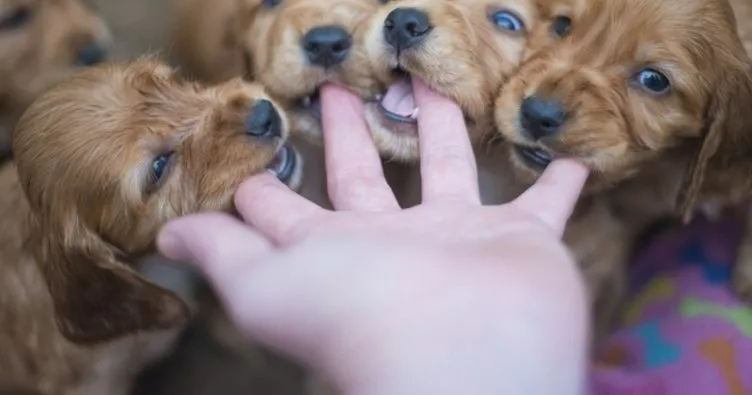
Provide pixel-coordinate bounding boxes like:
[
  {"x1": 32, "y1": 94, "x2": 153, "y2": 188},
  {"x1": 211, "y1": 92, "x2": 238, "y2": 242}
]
[{"x1": 733, "y1": 204, "x2": 752, "y2": 303}]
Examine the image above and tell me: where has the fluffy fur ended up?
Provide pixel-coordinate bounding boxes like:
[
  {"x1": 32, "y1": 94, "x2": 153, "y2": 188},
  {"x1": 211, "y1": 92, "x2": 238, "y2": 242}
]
[
  {"x1": 494, "y1": 0, "x2": 752, "y2": 335},
  {"x1": 0, "y1": 0, "x2": 111, "y2": 159},
  {"x1": 0, "y1": 58, "x2": 300, "y2": 394},
  {"x1": 363, "y1": 0, "x2": 578, "y2": 160}
]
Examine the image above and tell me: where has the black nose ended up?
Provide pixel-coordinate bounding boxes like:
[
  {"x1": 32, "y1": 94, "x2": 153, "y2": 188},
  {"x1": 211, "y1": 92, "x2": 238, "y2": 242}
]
[
  {"x1": 76, "y1": 43, "x2": 107, "y2": 66},
  {"x1": 384, "y1": 8, "x2": 432, "y2": 52},
  {"x1": 302, "y1": 26, "x2": 352, "y2": 68},
  {"x1": 245, "y1": 100, "x2": 282, "y2": 138},
  {"x1": 520, "y1": 96, "x2": 566, "y2": 140}
]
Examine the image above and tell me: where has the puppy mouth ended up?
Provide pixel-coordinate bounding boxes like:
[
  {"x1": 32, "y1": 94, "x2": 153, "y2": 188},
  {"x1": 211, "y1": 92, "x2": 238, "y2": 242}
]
[
  {"x1": 513, "y1": 145, "x2": 555, "y2": 169},
  {"x1": 267, "y1": 144, "x2": 300, "y2": 185},
  {"x1": 295, "y1": 89, "x2": 322, "y2": 119},
  {"x1": 377, "y1": 68, "x2": 419, "y2": 124}
]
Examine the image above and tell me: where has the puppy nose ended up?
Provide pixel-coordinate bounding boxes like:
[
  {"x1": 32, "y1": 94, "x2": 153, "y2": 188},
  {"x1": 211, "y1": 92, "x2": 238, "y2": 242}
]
[
  {"x1": 520, "y1": 96, "x2": 566, "y2": 140},
  {"x1": 384, "y1": 8, "x2": 432, "y2": 51},
  {"x1": 302, "y1": 26, "x2": 352, "y2": 68},
  {"x1": 245, "y1": 100, "x2": 282, "y2": 138},
  {"x1": 76, "y1": 43, "x2": 107, "y2": 66}
]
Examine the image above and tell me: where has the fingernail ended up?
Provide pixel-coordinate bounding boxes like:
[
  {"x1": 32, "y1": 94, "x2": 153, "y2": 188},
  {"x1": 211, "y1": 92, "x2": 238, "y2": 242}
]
[{"x1": 157, "y1": 227, "x2": 187, "y2": 261}]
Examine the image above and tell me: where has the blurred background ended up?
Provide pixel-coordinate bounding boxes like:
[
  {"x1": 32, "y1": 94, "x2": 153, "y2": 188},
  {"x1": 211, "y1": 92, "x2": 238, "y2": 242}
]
[{"x1": 90, "y1": 0, "x2": 305, "y2": 393}]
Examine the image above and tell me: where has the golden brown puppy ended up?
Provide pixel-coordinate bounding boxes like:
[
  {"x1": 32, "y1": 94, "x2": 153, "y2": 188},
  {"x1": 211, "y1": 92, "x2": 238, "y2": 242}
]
[
  {"x1": 0, "y1": 0, "x2": 111, "y2": 158},
  {"x1": 0, "y1": 57, "x2": 301, "y2": 394},
  {"x1": 724, "y1": 0, "x2": 752, "y2": 302},
  {"x1": 362, "y1": 0, "x2": 577, "y2": 161},
  {"x1": 494, "y1": 0, "x2": 752, "y2": 332}
]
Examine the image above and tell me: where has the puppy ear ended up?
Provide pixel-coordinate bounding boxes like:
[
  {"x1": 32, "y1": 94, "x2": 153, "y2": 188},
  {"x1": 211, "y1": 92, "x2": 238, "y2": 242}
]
[
  {"x1": 676, "y1": 60, "x2": 752, "y2": 222},
  {"x1": 32, "y1": 217, "x2": 189, "y2": 344}
]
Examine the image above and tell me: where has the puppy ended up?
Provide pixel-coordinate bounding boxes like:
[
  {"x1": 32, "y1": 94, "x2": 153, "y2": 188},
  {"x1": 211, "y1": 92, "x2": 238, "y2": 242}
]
[
  {"x1": 494, "y1": 0, "x2": 752, "y2": 335},
  {"x1": 0, "y1": 0, "x2": 111, "y2": 159},
  {"x1": 0, "y1": 57, "x2": 301, "y2": 394},
  {"x1": 361, "y1": 0, "x2": 576, "y2": 207},
  {"x1": 725, "y1": 0, "x2": 752, "y2": 302},
  {"x1": 169, "y1": 0, "x2": 246, "y2": 84}
]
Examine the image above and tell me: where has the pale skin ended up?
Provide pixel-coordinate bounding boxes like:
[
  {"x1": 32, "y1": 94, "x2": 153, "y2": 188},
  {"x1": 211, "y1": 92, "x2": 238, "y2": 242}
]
[{"x1": 158, "y1": 78, "x2": 591, "y2": 395}]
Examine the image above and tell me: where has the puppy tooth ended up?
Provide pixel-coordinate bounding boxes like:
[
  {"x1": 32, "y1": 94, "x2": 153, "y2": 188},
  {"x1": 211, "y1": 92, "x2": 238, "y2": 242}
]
[
  {"x1": 410, "y1": 107, "x2": 420, "y2": 119},
  {"x1": 302, "y1": 96, "x2": 312, "y2": 108},
  {"x1": 375, "y1": 93, "x2": 384, "y2": 101}
]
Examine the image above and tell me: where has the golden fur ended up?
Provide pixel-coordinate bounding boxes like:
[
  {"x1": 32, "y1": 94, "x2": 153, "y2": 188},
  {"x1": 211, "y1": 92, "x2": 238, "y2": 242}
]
[
  {"x1": 362, "y1": 0, "x2": 578, "y2": 161},
  {"x1": 725, "y1": 0, "x2": 752, "y2": 303},
  {"x1": 0, "y1": 58, "x2": 300, "y2": 394},
  {"x1": 493, "y1": 0, "x2": 752, "y2": 334},
  {"x1": 171, "y1": 0, "x2": 382, "y2": 141},
  {"x1": 0, "y1": 0, "x2": 111, "y2": 158}
]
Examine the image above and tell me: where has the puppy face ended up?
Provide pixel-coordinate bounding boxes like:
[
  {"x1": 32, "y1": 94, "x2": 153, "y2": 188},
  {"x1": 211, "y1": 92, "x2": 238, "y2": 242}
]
[
  {"x1": 495, "y1": 0, "x2": 752, "y2": 197},
  {"x1": 238, "y1": 0, "x2": 382, "y2": 140},
  {"x1": 0, "y1": 0, "x2": 111, "y2": 109},
  {"x1": 363, "y1": 0, "x2": 573, "y2": 161},
  {"x1": 13, "y1": 58, "x2": 301, "y2": 344}
]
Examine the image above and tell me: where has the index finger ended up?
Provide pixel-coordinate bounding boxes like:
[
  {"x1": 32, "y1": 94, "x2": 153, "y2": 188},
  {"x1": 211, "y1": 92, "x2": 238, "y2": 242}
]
[
  {"x1": 413, "y1": 77, "x2": 479, "y2": 204},
  {"x1": 512, "y1": 159, "x2": 589, "y2": 235}
]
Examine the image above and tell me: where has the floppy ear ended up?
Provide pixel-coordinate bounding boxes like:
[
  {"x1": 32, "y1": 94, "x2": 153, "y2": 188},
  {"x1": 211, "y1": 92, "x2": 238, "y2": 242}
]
[
  {"x1": 31, "y1": 215, "x2": 189, "y2": 344},
  {"x1": 676, "y1": 60, "x2": 752, "y2": 222}
]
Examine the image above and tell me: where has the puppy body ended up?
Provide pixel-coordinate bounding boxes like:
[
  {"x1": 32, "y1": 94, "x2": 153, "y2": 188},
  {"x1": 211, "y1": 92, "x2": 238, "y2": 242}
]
[
  {"x1": 0, "y1": 58, "x2": 300, "y2": 394},
  {"x1": 494, "y1": 0, "x2": 752, "y2": 335},
  {"x1": 0, "y1": 0, "x2": 112, "y2": 158},
  {"x1": 0, "y1": 163, "x2": 182, "y2": 395},
  {"x1": 169, "y1": 0, "x2": 246, "y2": 84}
]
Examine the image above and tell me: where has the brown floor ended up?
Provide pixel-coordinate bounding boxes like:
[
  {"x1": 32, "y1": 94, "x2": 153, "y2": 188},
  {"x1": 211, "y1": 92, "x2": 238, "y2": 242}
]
[{"x1": 90, "y1": 0, "x2": 306, "y2": 394}]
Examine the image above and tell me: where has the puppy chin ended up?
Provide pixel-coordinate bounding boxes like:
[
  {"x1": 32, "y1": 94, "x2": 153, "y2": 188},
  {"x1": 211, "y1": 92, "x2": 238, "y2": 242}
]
[{"x1": 364, "y1": 104, "x2": 419, "y2": 161}]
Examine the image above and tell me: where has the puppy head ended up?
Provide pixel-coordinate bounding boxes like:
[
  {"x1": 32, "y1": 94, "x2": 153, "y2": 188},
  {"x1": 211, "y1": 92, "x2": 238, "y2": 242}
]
[
  {"x1": 13, "y1": 58, "x2": 300, "y2": 344},
  {"x1": 238, "y1": 0, "x2": 382, "y2": 141},
  {"x1": 0, "y1": 0, "x2": 112, "y2": 110},
  {"x1": 362, "y1": 0, "x2": 574, "y2": 161},
  {"x1": 495, "y1": 0, "x2": 752, "y2": 205}
]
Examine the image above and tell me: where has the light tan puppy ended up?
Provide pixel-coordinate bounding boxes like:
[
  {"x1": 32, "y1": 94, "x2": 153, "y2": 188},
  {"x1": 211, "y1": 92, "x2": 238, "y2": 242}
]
[
  {"x1": 0, "y1": 0, "x2": 111, "y2": 159},
  {"x1": 0, "y1": 58, "x2": 301, "y2": 394}
]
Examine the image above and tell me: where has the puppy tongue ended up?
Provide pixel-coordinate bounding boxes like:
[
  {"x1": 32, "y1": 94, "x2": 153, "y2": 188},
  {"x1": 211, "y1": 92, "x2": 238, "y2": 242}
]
[{"x1": 380, "y1": 77, "x2": 417, "y2": 118}]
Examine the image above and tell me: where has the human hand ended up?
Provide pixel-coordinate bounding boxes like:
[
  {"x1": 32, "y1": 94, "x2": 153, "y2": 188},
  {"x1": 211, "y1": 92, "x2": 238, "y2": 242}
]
[{"x1": 158, "y1": 78, "x2": 590, "y2": 395}]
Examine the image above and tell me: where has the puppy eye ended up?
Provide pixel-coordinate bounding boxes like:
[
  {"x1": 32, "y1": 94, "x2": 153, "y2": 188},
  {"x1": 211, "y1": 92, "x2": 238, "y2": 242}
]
[
  {"x1": 262, "y1": 0, "x2": 282, "y2": 8},
  {"x1": 635, "y1": 68, "x2": 671, "y2": 94},
  {"x1": 148, "y1": 152, "x2": 173, "y2": 190},
  {"x1": 0, "y1": 7, "x2": 32, "y2": 30},
  {"x1": 551, "y1": 16, "x2": 571, "y2": 37},
  {"x1": 490, "y1": 10, "x2": 524, "y2": 32}
]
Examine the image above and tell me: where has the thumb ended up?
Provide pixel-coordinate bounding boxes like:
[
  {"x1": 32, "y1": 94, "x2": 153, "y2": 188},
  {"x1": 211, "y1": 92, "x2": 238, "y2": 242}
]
[
  {"x1": 513, "y1": 159, "x2": 589, "y2": 235},
  {"x1": 157, "y1": 212, "x2": 273, "y2": 290}
]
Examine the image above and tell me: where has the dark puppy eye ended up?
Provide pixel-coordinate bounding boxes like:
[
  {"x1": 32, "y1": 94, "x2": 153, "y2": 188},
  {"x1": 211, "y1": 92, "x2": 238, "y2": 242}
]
[
  {"x1": 0, "y1": 7, "x2": 32, "y2": 30},
  {"x1": 489, "y1": 10, "x2": 524, "y2": 33},
  {"x1": 262, "y1": 0, "x2": 282, "y2": 8},
  {"x1": 148, "y1": 152, "x2": 173, "y2": 190},
  {"x1": 551, "y1": 16, "x2": 571, "y2": 37},
  {"x1": 379, "y1": 0, "x2": 390, "y2": 4},
  {"x1": 635, "y1": 68, "x2": 671, "y2": 94}
]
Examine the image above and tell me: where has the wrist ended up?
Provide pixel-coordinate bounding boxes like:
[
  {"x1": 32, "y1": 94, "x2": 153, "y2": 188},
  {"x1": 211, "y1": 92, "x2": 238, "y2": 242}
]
[{"x1": 321, "y1": 298, "x2": 588, "y2": 395}]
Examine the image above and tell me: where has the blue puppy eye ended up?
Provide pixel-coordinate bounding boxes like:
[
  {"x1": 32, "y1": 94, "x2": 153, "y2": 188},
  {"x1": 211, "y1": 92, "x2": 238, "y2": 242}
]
[
  {"x1": 490, "y1": 10, "x2": 524, "y2": 32},
  {"x1": 150, "y1": 153, "x2": 172, "y2": 185},
  {"x1": 636, "y1": 68, "x2": 670, "y2": 94}
]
